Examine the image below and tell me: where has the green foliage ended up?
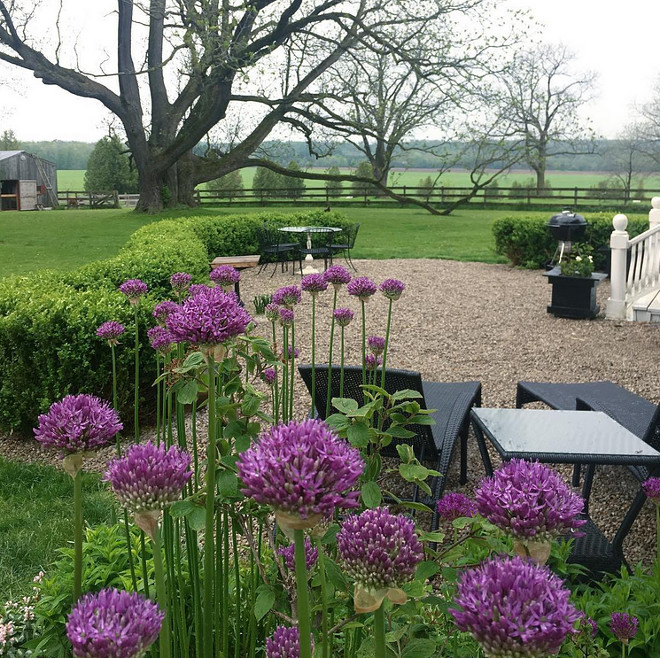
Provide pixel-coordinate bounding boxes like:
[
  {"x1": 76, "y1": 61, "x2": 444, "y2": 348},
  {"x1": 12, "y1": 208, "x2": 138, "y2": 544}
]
[
  {"x1": 252, "y1": 165, "x2": 284, "y2": 197},
  {"x1": 326, "y1": 166, "x2": 343, "y2": 197},
  {"x1": 84, "y1": 135, "x2": 138, "y2": 194},
  {"x1": 281, "y1": 160, "x2": 306, "y2": 199},
  {"x1": 559, "y1": 247, "x2": 594, "y2": 277},
  {"x1": 208, "y1": 170, "x2": 244, "y2": 198},
  {"x1": 351, "y1": 161, "x2": 375, "y2": 195},
  {"x1": 0, "y1": 129, "x2": 19, "y2": 150},
  {"x1": 417, "y1": 175, "x2": 434, "y2": 199}
]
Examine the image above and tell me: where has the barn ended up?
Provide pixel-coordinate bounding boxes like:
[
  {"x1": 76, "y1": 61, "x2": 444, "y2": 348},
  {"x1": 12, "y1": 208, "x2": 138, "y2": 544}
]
[{"x1": 0, "y1": 151, "x2": 58, "y2": 210}]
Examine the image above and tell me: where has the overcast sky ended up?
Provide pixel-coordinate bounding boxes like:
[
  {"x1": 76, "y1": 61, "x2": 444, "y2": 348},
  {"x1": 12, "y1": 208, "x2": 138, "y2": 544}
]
[{"x1": 1, "y1": 0, "x2": 659, "y2": 143}]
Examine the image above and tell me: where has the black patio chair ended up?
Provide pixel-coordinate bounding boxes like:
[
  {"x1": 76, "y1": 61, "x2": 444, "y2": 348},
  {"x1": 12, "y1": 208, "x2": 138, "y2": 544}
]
[
  {"x1": 256, "y1": 223, "x2": 299, "y2": 276},
  {"x1": 331, "y1": 223, "x2": 360, "y2": 271},
  {"x1": 298, "y1": 364, "x2": 481, "y2": 528},
  {"x1": 297, "y1": 229, "x2": 335, "y2": 274}
]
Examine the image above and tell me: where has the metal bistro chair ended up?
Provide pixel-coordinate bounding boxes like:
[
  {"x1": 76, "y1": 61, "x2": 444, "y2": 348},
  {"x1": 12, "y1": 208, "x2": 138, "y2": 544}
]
[
  {"x1": 331, "y1": 223, "x2": 360, "y2": 271},
  {"x1": 299, "y1": 364, "x2": 482, "y2": 528},
  {"x1": 256, "y1": 223, "x2": 299, "y2": 277}
]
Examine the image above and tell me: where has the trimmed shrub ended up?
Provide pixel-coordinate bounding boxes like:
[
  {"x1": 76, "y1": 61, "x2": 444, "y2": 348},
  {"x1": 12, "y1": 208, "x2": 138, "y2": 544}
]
[{"x1": 0, "y1": 210, "x2": 349, "y2": 434}]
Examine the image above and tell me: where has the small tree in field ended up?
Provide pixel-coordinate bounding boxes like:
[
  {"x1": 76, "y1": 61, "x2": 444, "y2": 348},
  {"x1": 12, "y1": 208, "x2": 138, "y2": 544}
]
[
  {"x1": 282, "y1": 161, "x2": 306, "y2": 200},
  {"x1": 417, "y1": 175, "x2": 435, "y2": 201},
  {"x1": 325, "y1": 166, "x2": 343, "y2": 198},
  {"x1": 252, "y1": 166, "x2": 284, "y2": 198},
  {"x1": 351, "y1": 161, "x2": 375, "y2": 196},
  {"x1": 208, "y1": 170, "x2": 244, "y2": 199},
  {"x1": 0, "y1": 129, "x2": 18, "y2": 150},
  {"x1": 84, "y1": 135, "x2": 137, "y2": 193}
]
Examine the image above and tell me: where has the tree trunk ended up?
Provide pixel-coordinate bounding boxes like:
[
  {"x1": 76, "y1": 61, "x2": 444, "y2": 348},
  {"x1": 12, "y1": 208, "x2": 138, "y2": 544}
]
[{"x1": 134, "y1": 155, "x2": 198, "y2": 212}]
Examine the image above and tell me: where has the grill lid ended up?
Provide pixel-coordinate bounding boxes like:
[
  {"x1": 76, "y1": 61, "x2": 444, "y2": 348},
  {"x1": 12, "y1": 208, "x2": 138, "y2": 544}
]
[{"x1": 547, "y1": 209, "x2": 587, "y2": 227}]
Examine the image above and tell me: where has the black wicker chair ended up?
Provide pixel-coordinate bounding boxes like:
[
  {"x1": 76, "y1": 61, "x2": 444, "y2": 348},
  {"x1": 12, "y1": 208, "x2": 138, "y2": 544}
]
[
  {"x1": 256, "y1": 224, "x2": 299, "y2": 276},
  {"x1": 330, "y1": 223, "x2": 360, "y2": 271},
  {"x1": 298, "y1": 364, "x2": 481, "y2": 527}
]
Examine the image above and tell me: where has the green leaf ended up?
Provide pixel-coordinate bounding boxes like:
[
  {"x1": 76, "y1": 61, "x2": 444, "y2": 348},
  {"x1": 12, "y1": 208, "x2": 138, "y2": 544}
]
[
  {"x1": 254, "y1": 586, "x2": 276, "y2": 621},
  {"x1": 394, "y1": 501, "x2": 434, "y2": 514},
  {"x1": 323, "y1": 558, "x2": 347, "y2": 590},
  {"x1": 332, "y1": 397, "x2": 359, "y2": 414},
  {"x1": 188, "y1": 506, "x2": 207, "y2": 532},
  {"x1": 390, "y1": 389, "x2": 423, "y2": 401},
  {"x1": 401, "y1": 639, "x2": 438, "y2": 658},
  {"x1": 347, "y1": 422, "x2": 370, "y2": 447},
  {"x1": 216, "y1": 470, "x2": 239, "y2": 498},
  {"x1": 399, "y1": 463, "x2": 431, "y2": 482},
  {"x1": 385, "y1": 426, "x2": 416, "y2": 439},
  {"x1": 415, "y1": 561, "x2": 440, "y2": 582},
  {"x1": 361, "y1": 481, "x2": 382, "y2": 508},
  {"x1": 176, "y1": 380, "x2": 199, "y2": 405},
  {"x1": 169, "y1": 500, "x2": 194, "y2": 518},
  {"x1": 360, "y1": 384, "x2": 389, "y2": 396},
  {"x1": 406, "y1": 415, "x2": 436, "y2": 425},
  {"x1": 325, "y1": 413, "x2": 351, "y2": 431},
  {"x1": 418, "y1": 530, "x2": 446, "y2": 543},
  {"x1": 396, "y1": 444, "x2": 415, "y2": 462}
]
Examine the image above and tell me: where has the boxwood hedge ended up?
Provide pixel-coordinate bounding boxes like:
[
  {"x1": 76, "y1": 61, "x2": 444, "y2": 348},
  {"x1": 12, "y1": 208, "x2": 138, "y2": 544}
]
[{"x1": 0, "y1": 210, "x2": 349, "y2": 434}]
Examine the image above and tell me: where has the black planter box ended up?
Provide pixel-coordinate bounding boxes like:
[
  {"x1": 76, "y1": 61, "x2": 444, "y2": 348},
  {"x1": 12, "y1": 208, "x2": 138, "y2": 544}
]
[{"x1": 544, "y1": 267, "x2": 608, "y2": 319}]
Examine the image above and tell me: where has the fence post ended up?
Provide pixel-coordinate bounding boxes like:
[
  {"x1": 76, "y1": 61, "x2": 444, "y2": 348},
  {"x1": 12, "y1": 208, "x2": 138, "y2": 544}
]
[
  {"x1": 363, "y1": 188, "x2": 367, "y2": 206},
  {"x1": 650, "y1": 196, "x2": 660, "y2": 229},
  {"x1": 574, "y1": 187, "x2": 578, "y2": 206},
  {"x1": 606, "y1": 213, "x2": 629, "y2": 320}
]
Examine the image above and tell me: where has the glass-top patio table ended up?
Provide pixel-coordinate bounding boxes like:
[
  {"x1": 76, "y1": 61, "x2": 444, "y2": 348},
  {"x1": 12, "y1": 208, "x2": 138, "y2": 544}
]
[{"x1": 279, "y1": 226, "x2": 342, "y2": 274}]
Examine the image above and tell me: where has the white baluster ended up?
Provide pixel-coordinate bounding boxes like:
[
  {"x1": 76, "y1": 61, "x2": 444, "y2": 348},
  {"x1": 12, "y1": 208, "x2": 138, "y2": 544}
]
[
  {"x1": 606, "y1": 213, "x2": 629, "y2": 320},
  {"x1": 650, "y1": 197, "x2": 660, "y2": 229}
]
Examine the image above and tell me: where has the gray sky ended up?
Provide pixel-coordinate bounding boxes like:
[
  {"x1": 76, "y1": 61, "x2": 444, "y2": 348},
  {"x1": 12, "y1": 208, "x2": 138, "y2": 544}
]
[{"x1": 1, "y1": 0, "x2": 659, "y2": 142}]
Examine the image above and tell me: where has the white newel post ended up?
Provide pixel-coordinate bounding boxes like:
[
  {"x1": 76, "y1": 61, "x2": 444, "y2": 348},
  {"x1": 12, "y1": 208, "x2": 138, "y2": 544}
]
[
  {"x1": 650, "y1": 196, "x2": 660, "y2": 229},
  {"x1": 606, "y1": 213, "x2": 629, "y2": 320}
]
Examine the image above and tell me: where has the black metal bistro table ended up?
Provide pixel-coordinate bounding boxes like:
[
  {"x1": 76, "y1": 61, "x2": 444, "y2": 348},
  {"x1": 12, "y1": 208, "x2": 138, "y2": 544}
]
[{"x1": 279, "y1": 226, "x2": 342, "y2": 275}]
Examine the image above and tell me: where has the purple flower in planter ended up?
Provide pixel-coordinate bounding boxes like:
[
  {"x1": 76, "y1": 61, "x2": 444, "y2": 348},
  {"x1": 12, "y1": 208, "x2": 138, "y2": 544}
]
[
  {"x1": 266, "y1": 626, "x2": 313, "y2": 658},
  {"x1": 333, "y1": 308, "x2": 354, "y2": 327},
  {"x1": 147, "y1": 326, "x2": 174, "y2": 354},
  {"x1": 96, "y1": 321, "x2": 125, "y2": 346},
  {"x1": 643, "y1": 477, "x2": 660, "y2": 503},
  {"x1": 347, "y1": 276, "x2": 377, "y2": 301},
  {"x1": 323, "y1": 265, "x2": 351, "y2": 287},
  {"x1": 610, "y1": 613, "x2": 638, "y2": 645},
  {"x1": 278, "y1": 307, "x2": 294, "y2": 328},
  {"x1": 301, "y1": 273, "x2": 328, "y2": 295},
  {"x1": 170, "y1": 272, "x2": 192, "y2": 293},
  {"x1": 236, "y1": 419, "x2": 363, "y2": 528},
  {"x1": 451, "y1": 555, "x2": 580, "y2": 658},
  {"x1": 210, "y1": 265, "x2": 240, "y2": 289},
  {"x1": 272, "y1": 285, "x2": 301, "y2": 308},
  {"x1": 34, "y1": 394, "x2": 122, "y2": 456},
  {"x1": 475, "y1": 459, "x2": 586, "y2": 542},
  {"x1": 166, "y1": 285, "x2": 252, "y2": 347},
  {"x1": 262, "y1": 368, "x2": 277, "y2": 385},
  {"x1": 379, "y1": 278, "x2": 405, "y2": 301},
  {"x1": 153, "y1": 301, "x2": 179, "y2": 324},
  {"x1": 105, "y1": 441, "x2": 192, "y2": 513},
  {"x1": 367, "y1": 336, "x2": 386, "y2": 356},
  {"x1": 119, "y1": 279, "x2": 148, "y2": 304},
  {"x1": 278, "y1": 536, "x2": 318, "y2": 572},
  {"x1": 265, "y1": 303, "x2": 281, "y2": 322},
  {"x1": 436, "y1": 493, "x2": 478, "y2": 522},
  {"x1": 365, "y1": 354, "x2": 381, "y2": 371},
  {"x1": 66, "y1": 588, "x2": 163, "y2": 658}
]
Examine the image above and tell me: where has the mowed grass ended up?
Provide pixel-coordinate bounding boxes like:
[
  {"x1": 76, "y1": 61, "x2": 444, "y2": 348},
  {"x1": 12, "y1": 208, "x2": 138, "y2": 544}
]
[{"x1": 0, "y1": 457, "x2": 114, "y2": 599}]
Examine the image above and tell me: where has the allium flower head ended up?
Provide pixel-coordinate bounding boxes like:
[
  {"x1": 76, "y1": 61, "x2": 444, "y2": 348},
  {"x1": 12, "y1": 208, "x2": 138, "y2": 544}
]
[
  {"x1": 281, "y1": 346, "x2": 300, "y2": 361},
  {"x1": 147, "y1": 326, "x2": 174, "y2": 353},
  {"x1": 278, "y1": 307, "x2": 294, "y2": 327},
  {"x1": 210, "y1": 265, "x2": 240, "y2": 288},
  {"x1": 236, "y1": 419, "x2": 363, "y2": 529},
  {"x1": 170, "y1": 272, "x2": 192, "y2": 293},
  {"x1": 451, "y1": 555, "x2": 580, "y2": 658},
  {"x1": 105, "y1": 441, "x2": 192, "y2": 514},
  {"x1": 643, "y1": 477, "x2": 660, "y2": 503},
  {"x1": 323, "y1": 265, "x2": 351, "y2": 287},
  {"x1": 188, "y1": 283, "x2": 208, "y2": 297},
  {"x1": 152, "y1": 301, "x2": 179, "y2": 324},
  {"x1": 166, "y1": 285, "x2": 252, "y2": 347},
  {"x1": 278, "y1": 537, "x2": 318, "y2": 572},
  {"x1": 119, "y1": 279, "x2": 148, "y2": 303},
  {"x1": 379, "y1": 278, "x2": 405, "y2": 301},
  {"x1": 66, "y1": 588, "x2": 163, "y2": 658},
  {"x1": 333, "y1": 308, "x2": 354, "y2": 327},
  {"x1": 610, "y1": 613, "x2": 638, "y2": 644},
  {"x1": 262, "y1": 368, "x2": 277, "y2": 385},
  {"x1": 266, "y1": 626, "x2": 313, "y2": 658},
  {"x1": 347, "y1": 276, "x2": 377, "y2": 301},
  {"x1": 34, "y1": 394, "x2": 122, "y2": 456},
  {"x1": 301, "y1": 273, "x2": 328, "y2": 295},
  {"x1": 272, "y1": 285, "x2": 301, "y2": 308},
  {"x1": 265, "y1": 303, "x2": 280, "y2": 322},
  {"x1": 96, "y1": 321, "x2": 125, "y2": 346},
  {"x1": 367, "y1": 336, "x2": 386, "y2": 356},
  {"x1": 475, "y1": 459, "x2": 586, "y2": 542},
  {"x1": 436, "y1": 493, "x2": 478, "y2": 522},
  {"x1": 365, "y1": 354, "x2": 381, "y2": 371}
]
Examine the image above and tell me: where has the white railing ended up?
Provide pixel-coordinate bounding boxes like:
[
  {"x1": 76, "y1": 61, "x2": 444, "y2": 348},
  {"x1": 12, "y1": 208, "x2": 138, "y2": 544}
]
[{"x1": 606, "y1": 198, "x2": 660, "y2": 319}]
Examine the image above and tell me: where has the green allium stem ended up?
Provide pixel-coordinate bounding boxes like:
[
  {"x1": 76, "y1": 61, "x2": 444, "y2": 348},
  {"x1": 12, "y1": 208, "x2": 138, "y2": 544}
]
[
  {"x1": 360, "y1": 300, "x2": 367, "y2": 388},
  {"x1": 271, "y1": 322, "x2": 280, "y2": 423},
  {"x1": 374, "y1": 604, "x2": 386, "y2": 658},
  {"x1": 339, "y1": 326, "x2": 346, "y2": 399},
  {"x1": 133, "y1": 306, "x2": 140, "y2": 442},
  {"x1": 155, "y1": 355, "x2": 161, "y2": 447},
  {"x1": 282, "y1": 327, "x2": 289, "y2": 423},
  {"x1": 379, "y1": 299, "x2": 393, "y2": 391},
  {"x1": 325, "y1": 288, "x2": 338, "y2": 418},
  {"x1": 151, "y1": 524, "x2": 172, "y2": 658},
  {"x1": 124, "y1": 509, "x2": 138, "y2": 592},
  {"x1": 310, "y1": 297, "x2": 316, "y2": 416},
  {"x1": 294, "y1": 529, "x2": 313, "y2": 658},
  {"x1": 140, "y1": 531, "x2": 150, "y2": 598},
  {"x1": 289, "y1": 321, "x2": 296, "y2": 421},
  {"x1": 316, "y1": 537, "x2": 329, "y2": 658},
  {"x1": 73, "y1": 470, "x2": 83, "y2": 602}
]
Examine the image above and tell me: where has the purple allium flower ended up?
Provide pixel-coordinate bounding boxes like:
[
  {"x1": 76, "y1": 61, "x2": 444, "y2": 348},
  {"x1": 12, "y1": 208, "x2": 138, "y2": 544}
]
[
  {"x1": 301, "y1": 273, "x2": 328, "y2": 295},
  {"x1": 333, "y1": 308, "x2": 354, "y2": 327},
  {"x1": 147, "y1": 326, "x2": 174, "y2": 353},
  {"x1": 610, "y1": 613, "x2": 638, "y2": 645},
  {"x1": 278, "y1": 536, "x2": 318, "y2": 572},
  {"x1": 66, "y1": 588, "x2": 163, "y2": 658},
  {"x1": 347, "y1": 276, "x2": 377, "y2": 301},
  {"x1": 323, "y1": 265, "x2": 351, "y2": 287},
  {"x1": 367, "y1": 336, "x2": 386, "y2": 356},
  {"x1": 236, "y1": 419, "x2": 364, "y2": 525},
  {"x1": 105, "y1": 441, "x2": 192, "y2": 513},
  {"x1": 379, "y1": 278, "x2": 405, "y2": 301},
  {"x1": 643, "y1": 477, "x2": 660, "y2": 503},
  {"x1": 475, "y1": 460, "x2": 586, "y2": 541},
  {"x1": 272, "y1": 285, "x2": 301, "y2": 308},
  {"x1": 166, "y1": 285, "x2": 252, "y2": 347},
  {"x1": 119, "y1": 279, "x2": 148, "y2": 303},
  {"x1": 96, "y1": 321, "x2": 125, "y2": 346},
  {"x1": 188, "y1": 283, "x2": 208, "y2": 297},
  {"x1": 280, "y1": 346, "x2": 300, "y2": 361},
  {"x1": 170, "y1": 272, "x2": 192, "y2": 293},
  {"x1": 436, "y1": 493, "x2": 478, "y2": 522},
  {"x1": 262, "y1": 368, "x2": 277, "y2": 385},
  {"x1": 265, "y1": 303, "x2": 281, "y2": 323},
  {"x1": 34, "y1": 394, "x2": 122, "y2": 456},
  {"x1": 210, "y1": 265, "x2": 241, "y2": 288},
  {"x1": 278, "y1": 307, "x2": 294, "y2": 328},
  {"x1": 337, "y1": 507, "x2": 423, "y2": 592},
  {"x1": 365, "y1": 354, "x2": 381, "y2": 371},
  {"x1": 451, "y1": 555, "x2": 581, "y2": 658},
  {"x1": 266, "y1": 626, "x2": 313, "y2": 658},
  {"x1": 153, "y1": 301, "x2": 179, "y2": 324}
]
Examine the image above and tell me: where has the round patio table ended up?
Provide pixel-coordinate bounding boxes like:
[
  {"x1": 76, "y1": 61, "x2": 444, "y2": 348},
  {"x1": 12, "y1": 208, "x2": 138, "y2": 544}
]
[{"x1": 279, "y1": 226, "x2": 341, "y2": 274}]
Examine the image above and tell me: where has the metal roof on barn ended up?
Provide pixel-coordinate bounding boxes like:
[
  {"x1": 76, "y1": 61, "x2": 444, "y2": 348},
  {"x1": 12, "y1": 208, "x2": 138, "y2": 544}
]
[{"x1": 0, "y1": 150, "x2": 24, "y2": 161}]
